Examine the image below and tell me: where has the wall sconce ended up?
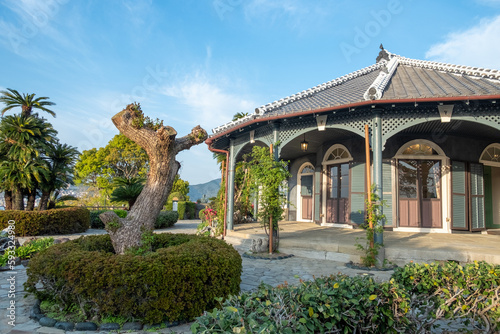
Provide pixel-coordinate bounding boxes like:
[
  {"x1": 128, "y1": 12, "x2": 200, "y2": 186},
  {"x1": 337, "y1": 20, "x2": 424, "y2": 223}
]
[{"x1": 300, "y1": 134, "x2": 308, "y2": 152}]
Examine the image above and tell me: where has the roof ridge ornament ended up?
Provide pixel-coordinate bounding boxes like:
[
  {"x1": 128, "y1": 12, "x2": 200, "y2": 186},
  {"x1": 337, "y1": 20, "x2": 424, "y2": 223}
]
[
  {"x1": 398, "y1": 56, "x2": 500, "y2": 80},
  {"x1": 376, "y1": 44, "x2": 394, "y2": 63},
  {"x1": 364, "y1": 56, "x2": 399, "y2": 100}
]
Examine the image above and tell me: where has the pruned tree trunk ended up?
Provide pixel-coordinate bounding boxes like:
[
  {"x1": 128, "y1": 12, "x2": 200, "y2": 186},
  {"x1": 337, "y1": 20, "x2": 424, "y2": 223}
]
[
  {"x1": 100, "y1": 104, "x2": 207, "y2": 254},
  {"x1": 13, "y1": 187, "x2": 24, "y2": 210},
  {"x1": 38, "y1": 191, "x2": 50, "y2": 211},
  {"x1": 4, "y1": 190, "x2": 12, "y2": 210},
  {"x1": 26, "y1": 189, "x2": 36, "y2": 211}
]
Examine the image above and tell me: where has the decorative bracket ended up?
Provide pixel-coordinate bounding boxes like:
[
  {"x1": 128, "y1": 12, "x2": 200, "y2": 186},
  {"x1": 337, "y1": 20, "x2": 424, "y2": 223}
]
[
  {"x1": 316, "y1": 115, "x2": 328, "y2": 131},
  {"x1": 438, "y1": 104, "x2": 454, "y2": 123}
]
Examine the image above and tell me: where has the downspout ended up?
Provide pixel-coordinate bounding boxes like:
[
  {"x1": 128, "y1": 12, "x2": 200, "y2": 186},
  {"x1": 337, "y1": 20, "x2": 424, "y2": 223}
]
[{"x1": 206, "y1": 139, "x2": 229, "y2": 238}]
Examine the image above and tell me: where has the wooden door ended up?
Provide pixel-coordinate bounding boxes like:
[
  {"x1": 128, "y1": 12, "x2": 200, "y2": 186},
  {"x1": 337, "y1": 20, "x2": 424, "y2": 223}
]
[
  {"x1": 452, "y1": 162, "x2": 485, "y2": 231},
  {"x1": 398, "y1": 159, "x2": 442, "y2": 228},
  {"x1": 300, "y1": 174, "x2": 313, "y2": 220}
]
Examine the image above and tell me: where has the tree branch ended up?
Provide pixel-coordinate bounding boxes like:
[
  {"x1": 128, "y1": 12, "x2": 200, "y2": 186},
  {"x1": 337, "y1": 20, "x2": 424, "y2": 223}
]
[{"x1": 174, "y1": 125, "x2": 207, "y2": 154}]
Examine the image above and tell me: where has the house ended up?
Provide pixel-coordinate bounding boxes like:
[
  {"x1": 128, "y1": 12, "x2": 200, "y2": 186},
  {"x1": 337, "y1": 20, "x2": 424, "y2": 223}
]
[{"x1": 206, "y1": 46, "x2": 500, "y2": 235}]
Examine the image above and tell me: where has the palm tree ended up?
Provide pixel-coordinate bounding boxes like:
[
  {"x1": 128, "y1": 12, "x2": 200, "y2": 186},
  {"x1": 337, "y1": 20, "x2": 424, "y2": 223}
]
[
  {"x1": 0, "y1": 88, "x2": 56, "y2": 118},
  {"x1": 0, "y1": 115, "x2": 57, "y2": 210},
  {"x1": 110, "y1": 176, "x2": 145, "y2": 210},
  {"x1": 38, "y1": 142, "x2": 80, "y2": 210}
]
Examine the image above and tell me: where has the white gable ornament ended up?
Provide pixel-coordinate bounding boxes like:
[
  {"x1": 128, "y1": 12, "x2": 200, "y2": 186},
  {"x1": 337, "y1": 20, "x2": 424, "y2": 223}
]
[
  {"x1": 316, "y1": 115, "x2": 328, "y2": 131},
  {"x1": 438, "y1": 104, "x2": 454, "y2": 123}
]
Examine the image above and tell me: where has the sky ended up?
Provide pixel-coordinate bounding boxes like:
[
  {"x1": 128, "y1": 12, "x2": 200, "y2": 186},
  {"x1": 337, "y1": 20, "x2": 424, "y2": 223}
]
[{"x1": 1, "y1": 0, "x2": 500, "y2": 185}]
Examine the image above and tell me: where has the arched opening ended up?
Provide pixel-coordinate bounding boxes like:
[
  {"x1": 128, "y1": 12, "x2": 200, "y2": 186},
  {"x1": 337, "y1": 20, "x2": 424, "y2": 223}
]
[
  {"x1": 297, "y1": 163, "x2": 315, "y2": 221},
  {"x1": 322, "y1": 145, "x2": 353, "y2": 225},
  {"x1": 395, "y1": 140, "x2": 446, "y2": 229}
]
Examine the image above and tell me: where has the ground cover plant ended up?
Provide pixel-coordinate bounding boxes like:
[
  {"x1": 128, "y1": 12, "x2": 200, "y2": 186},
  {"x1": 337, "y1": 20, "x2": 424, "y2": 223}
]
[
  {"x1": 25, "y1": 233, "x2": 241, "y2": 324},
  {"x1": 0, "y1": 237, "x2": 54, "y2": 267},
  {"x1": 193, "y1": 261, "x2": 500, "y2": 333}
]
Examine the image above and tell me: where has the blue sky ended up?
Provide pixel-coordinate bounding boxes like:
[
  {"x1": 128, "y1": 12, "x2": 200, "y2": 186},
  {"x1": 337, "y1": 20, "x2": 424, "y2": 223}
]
[{"x1": 1, "y1": 0, "x2": 500, "y2": 185}]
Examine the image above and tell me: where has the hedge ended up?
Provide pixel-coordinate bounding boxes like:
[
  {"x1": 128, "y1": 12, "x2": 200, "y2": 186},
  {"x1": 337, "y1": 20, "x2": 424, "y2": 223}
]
[
  {"x1": 0, "y1": 207, "x2": 90, "y2": 236},
  {"x1": 165, "y1": 201, "x2": 196, "y2": 219},
  {"x1": 25, "y1": 233, "x2": 242, "y2": 324},
  {"x1": 89, "y1": 210, "x2": 178, "y2": 229}
]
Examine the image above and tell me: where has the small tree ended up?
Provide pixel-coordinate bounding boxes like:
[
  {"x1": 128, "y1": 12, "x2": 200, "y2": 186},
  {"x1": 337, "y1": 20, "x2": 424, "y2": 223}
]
[
  {"x1": 246, "y1": 144, "x2": 290, "y2": 251},
  {"x1": 355, "y1": 185, "x2": 386, "y2": 267},
  {"x1": 99, "y1": 103, "x2": 207, "y2": 254}
]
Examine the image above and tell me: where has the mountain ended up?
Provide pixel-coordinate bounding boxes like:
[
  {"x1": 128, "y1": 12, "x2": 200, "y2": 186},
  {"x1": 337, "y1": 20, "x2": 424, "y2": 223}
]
[{"x1": 188, "y1": 178, "x2": 221, "y2": 202}]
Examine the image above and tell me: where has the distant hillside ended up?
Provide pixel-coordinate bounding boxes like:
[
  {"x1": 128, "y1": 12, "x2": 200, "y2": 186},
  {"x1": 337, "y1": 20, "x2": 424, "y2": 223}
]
[{"x1": 188, "y1": 178, "x2": 221, "y2": 202}]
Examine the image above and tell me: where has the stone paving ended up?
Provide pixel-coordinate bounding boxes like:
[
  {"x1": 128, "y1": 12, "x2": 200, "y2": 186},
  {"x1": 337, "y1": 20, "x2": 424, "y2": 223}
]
[{"x1": 0, "y1": 220, "x2": 394, "y2": 334}]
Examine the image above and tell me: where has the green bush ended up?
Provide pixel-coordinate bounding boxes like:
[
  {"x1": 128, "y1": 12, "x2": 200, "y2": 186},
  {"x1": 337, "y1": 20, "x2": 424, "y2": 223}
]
[
  {"x1": 392, "y1": 261, "x2": 500, "y2": 332},
  {"x1": 0, "y1": 237, "x2": 54, "y2": 267},
  {"x1": 25, "y1": 233, "x2": 242, "y2": 324},
  {"x1": 0, "y1": 207, "x2": 90, "y2": 236},
  {"x1": 164, "y1": 201, "x2": 196, "y2": 219},
  {"x1": 154, "y1": 211, "x2": 178, "y2": 229},
  {"x1": 89, "y1": 209, "x2": 127, "y2": 229},
  {"x1": 193, "y1": 275, "x2": 411, "y2": 333}
]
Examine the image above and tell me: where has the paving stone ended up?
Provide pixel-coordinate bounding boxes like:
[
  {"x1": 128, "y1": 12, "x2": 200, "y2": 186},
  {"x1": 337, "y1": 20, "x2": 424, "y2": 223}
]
[{"x1": 36, "y1": 327, "x2": 65, "y2": 334}]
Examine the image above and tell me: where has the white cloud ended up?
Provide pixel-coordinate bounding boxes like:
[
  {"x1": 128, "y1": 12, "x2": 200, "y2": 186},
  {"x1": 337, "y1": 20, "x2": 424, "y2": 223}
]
[
  {"x1": 161, "y1": 75, "x2": 256, "y2": 132},
  {"x1": 425, "y1": 15, "x2": 500, "y2": 69}
]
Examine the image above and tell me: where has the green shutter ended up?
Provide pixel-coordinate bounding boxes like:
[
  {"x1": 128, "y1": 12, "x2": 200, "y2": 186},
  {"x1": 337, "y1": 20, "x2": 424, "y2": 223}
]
[
  {"x1": 382, "y1": 160, "x2": 393, "y2": 226},
  {"x1": 314, "y1": 169, "x2": 321, "y2": 223},
  {"x1": 350, "y1": 162, "x2": 365, "y2": 225},
  {"x1": 452, "y1": 161, "x2": 467, "y2": 229},
  {"x1": 470, "y1": 163, "x2": 485, "y2": 230}
]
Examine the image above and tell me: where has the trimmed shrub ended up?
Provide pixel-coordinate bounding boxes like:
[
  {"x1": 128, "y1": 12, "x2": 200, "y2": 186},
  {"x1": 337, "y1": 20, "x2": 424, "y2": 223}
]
[
  {"x1": 0, "y1": 207, "x2": 90, "y2": 236},
  {"x1": 25, "y1": 233, "x2": 242, "y2": 324},
  {"x1": 154, "y1": 211, "x2": 178, "y2": 229},
  {"x1": 193, "y1": 275, "x2": 411, "y2": 333},
  {"x1": 164, "y1": 201, "x2": 196, "y2": 219},
  {"x1": 89, "y1": 209, "x2": 127, "y2": 229},
  {"x1": 392, "y1": 261, "x2": 500, "y2": 332},
  {"x1": 185, "y1": 201, "x2": 196, "y2": 219}
]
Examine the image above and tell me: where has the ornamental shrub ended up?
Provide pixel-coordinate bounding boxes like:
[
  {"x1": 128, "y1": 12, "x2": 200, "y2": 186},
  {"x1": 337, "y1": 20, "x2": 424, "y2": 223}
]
[
  {"x1": 193, "y1": 275, "x2": 411, "y2": 333},
  {"x1": 392, "y1": 261, "x2": 500, "y2": 332},
  {"x1": 89, "y1": 209, "x2": 127, "y2": 229},
  {"x1": 0, "y1": 207, "x2": 89, "y2": 236},
  {"x1": 25, "y1": 233, "x2": 242, "y2": 324},
  {"x1": 0, "y1": 237, "x2": 54, "y2": 267},
  {"x1": 154, "y1": 211, "x2": 179, "y2": 229}
]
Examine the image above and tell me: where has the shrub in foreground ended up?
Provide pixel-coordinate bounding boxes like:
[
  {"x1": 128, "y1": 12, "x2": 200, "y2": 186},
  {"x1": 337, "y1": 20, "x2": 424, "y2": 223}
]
[
  {"x1": 0, "y1": 207, "x2": 89, "y2": 236},
  {"x1": 25, "y1": 233, "x2": 242, "y2": 324},
  {"x1": 392, "y1": 261, "x2": 500, "y2": 332},
  {"x1": 192, "y1": 275, "x2": 411, "y2": 333}
]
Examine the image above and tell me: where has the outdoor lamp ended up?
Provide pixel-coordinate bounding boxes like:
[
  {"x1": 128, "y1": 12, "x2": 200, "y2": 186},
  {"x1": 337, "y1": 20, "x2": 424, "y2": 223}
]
[{"x1": 300, "y1": 134, "x2": 308, "y2": 152}]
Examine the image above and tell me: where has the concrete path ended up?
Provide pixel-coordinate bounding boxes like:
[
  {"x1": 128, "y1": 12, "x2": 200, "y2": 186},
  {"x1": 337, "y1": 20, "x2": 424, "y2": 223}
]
[{"x1": 2, "y1": 219, "x2": 486, "y2": 333}]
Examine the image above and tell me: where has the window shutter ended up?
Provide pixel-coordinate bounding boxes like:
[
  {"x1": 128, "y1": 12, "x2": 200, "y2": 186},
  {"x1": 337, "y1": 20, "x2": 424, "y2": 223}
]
[
  {"x1": 350, "y1": 162, "x2": 365, "y2": 225},
  {"x1": 382, "y1": 160, "x2": 393, "y2": 226},
  {"x1": 452, "y1": 161, "x2": 467, "y2": 229},
  {"x1": 470, "y1": 163, "x2": 485, "y2": 230}
]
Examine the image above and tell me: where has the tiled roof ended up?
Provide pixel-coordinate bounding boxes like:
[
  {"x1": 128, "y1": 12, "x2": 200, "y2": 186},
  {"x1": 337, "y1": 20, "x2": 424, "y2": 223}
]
[{"x1": 211, "y1": 48, "x2": 500, "y2": 135}]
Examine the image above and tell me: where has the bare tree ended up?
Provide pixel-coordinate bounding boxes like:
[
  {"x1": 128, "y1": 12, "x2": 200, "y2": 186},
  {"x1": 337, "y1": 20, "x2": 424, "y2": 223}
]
[{"x1": 100, "y1": 103, "x2": 207, "y2": 254}]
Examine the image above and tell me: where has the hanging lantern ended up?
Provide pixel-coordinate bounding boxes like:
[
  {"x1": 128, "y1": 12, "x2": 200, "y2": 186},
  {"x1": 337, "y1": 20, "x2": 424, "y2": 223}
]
[{"x1": 300, "y1": 134, "x2": 308, "y2": 152}]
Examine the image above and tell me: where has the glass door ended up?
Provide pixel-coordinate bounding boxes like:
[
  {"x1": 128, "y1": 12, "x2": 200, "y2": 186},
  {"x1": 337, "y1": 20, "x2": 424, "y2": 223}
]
[{"x1": 326, "y1": 163, "x2": 349, "y2": 223}]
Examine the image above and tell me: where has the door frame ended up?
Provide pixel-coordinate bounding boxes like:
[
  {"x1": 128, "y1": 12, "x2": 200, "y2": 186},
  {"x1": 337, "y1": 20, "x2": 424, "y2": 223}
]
[
  {"x1": 297, "y1": 162, "x2": 315, "y2": 222},
  {"x1": 393, "y1": 139, "x2": 451, "y2": 233}
]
